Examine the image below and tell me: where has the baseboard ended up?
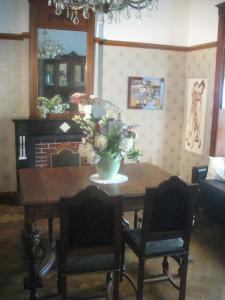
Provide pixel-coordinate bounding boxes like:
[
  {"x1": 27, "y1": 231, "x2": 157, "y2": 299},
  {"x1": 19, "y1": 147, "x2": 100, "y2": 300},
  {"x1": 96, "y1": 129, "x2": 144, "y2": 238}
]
[{"x1": 0, "y1": 192, "x2": 19, "y2": 205}]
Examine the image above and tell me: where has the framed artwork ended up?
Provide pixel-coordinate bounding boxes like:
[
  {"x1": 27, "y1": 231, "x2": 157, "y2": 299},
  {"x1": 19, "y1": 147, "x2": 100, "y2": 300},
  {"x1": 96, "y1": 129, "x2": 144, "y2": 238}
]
[
  {"x1": 127, "y1": 76, "x2": 164, "y2": 110},
  {"x1": 185, "y1": 78, "x2": 208, "y2": 155}
]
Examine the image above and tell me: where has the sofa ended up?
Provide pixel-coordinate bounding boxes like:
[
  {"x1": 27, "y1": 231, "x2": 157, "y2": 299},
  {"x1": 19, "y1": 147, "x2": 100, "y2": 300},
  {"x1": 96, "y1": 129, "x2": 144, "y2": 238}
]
[{"x1": 192, "y1": 165, "x2": 225, "y2": 224}]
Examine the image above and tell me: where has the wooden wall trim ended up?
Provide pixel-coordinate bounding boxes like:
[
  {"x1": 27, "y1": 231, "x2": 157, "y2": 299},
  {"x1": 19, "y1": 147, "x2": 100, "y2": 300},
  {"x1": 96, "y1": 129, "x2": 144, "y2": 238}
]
[
  {"x1": 0, "y1": 32, "x2": 29, "y2": 40},
  {"x1": 95, "y1": 38, "x2": 217, "y2": 52},
  {"x1": 0, "y1": 33, "x2": 216, "y2": 51},
  {"x1": 95, "y1": 37, "x2": 189, "y2": 51},
  {"x1": 188, "y1": 42, "x2": 217, "y2": 51}
]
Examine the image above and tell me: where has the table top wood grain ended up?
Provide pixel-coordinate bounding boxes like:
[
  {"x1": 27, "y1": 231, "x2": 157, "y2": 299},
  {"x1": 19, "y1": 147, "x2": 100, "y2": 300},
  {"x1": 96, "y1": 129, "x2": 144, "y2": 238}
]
[{"x1": 20, "y1": 162, "x2": 171, "y2": 206}]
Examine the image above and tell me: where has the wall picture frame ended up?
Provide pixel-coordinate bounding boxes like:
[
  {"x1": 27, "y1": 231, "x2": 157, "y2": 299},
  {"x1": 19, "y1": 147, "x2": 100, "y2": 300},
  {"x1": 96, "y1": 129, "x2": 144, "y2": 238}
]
[
  {"x1": 185, "y1": 78, "x2": 208, "y2": 155},
  {"x1": 127, "y1": 76, "x2": 164, "y2": 110}
]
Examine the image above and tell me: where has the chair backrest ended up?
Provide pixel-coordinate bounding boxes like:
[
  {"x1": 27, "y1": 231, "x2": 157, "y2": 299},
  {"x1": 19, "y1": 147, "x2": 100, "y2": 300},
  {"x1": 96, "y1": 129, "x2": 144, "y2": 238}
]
[
  {"x1": 141, "y1": 176, "x2": 198, "y2": 252},
  {"x1": 59, "y1": 185, "x2": 123, "y2": 260},
  {"x1": 51, "y1": 148, "x2": 81, "y2": 167}
]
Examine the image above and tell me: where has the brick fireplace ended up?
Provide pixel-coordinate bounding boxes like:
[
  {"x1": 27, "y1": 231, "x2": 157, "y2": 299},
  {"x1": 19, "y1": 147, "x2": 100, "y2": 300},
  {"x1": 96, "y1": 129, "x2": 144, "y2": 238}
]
[{"x1": 13, "y1": 118, "x2": 84, "y2": 191}]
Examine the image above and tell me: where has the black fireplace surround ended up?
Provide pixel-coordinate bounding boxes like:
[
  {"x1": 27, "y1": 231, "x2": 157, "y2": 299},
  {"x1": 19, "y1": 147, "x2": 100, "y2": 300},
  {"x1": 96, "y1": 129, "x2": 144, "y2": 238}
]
[{"x1": 13, "y1": 118, "x2": 83, "y2": 191}]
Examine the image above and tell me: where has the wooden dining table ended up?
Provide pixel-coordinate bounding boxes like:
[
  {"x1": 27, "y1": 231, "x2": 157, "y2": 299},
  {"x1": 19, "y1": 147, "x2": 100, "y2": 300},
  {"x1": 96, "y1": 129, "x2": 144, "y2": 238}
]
[{"x1": 20, "y1": 162, "x2": 171, "y2": 300}]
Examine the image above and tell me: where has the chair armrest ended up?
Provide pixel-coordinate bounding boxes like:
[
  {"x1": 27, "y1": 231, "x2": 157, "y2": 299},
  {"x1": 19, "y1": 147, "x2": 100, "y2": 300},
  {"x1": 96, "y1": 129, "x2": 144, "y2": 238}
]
[{"x1": 192, "y1": 165, "x2": 208, "y2": 183}]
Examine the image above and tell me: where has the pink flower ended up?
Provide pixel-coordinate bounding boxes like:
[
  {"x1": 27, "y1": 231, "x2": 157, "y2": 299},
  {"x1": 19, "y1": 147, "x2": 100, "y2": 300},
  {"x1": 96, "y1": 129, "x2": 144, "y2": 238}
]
[{"x1": 70, "y1": 93, "x2": 86, "y2": 104}]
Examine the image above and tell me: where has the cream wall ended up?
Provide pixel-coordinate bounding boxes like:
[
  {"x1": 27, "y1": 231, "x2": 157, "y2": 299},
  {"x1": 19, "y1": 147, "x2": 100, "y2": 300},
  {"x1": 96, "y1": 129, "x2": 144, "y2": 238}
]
[
  {"x1": 188, "y1": 0, "x2": 221, "y2": 46},
  {"x1": 96, "y1": 0, "x2": 190, "y2": 46},
  {"x1": 0, "y1": 40, "x2": 29, "y2": 192}
]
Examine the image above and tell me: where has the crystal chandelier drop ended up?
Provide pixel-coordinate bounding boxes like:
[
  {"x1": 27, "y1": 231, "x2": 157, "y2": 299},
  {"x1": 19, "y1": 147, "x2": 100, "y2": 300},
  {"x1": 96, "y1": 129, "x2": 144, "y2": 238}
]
[
  {"x1": 38, "y1": 30, "x2": 64, "y2": 59},
  {"x1": 48, "y1": 0, "x2": 159, "y2": 25}
]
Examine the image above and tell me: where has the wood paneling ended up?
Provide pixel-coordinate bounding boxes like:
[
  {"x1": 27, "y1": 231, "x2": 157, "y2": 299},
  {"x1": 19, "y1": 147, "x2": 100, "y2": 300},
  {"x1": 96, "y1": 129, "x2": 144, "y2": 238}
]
[
  {"x1": 210, "y1": 2, "x2": 225, "y2": 156},
  {"x1": 215, "y1": 109, "x2": 225, "y2": 155}
]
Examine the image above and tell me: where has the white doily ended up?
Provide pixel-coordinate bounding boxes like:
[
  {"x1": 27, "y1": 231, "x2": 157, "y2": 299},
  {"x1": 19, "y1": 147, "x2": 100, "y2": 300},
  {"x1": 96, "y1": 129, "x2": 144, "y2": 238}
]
[{"x1": 89, "y1": 173, "x2": 128, "y2": 184}]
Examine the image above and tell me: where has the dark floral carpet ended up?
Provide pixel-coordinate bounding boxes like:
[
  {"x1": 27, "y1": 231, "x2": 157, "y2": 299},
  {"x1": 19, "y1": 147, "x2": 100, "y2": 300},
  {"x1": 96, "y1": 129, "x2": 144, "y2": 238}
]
[{"x1": 0, "y1": 205, "x2": 225, "y2": 300}]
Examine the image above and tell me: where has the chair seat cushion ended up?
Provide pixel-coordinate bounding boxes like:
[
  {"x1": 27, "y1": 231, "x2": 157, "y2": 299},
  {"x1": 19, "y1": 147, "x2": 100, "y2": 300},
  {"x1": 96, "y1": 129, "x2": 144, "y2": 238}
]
[
  {"x1": 124, "y1": 229, "x2": 184, "y2": 257},
  {"x1": 65, "y1": 254, "x2": 115, "y2": 273}
]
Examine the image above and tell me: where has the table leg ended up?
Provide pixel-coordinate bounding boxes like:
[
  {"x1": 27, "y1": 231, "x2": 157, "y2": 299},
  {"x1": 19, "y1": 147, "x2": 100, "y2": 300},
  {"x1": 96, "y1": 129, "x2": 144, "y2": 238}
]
[{"x1": 23, "y1": 221, "x2": 43, "y2": 300}]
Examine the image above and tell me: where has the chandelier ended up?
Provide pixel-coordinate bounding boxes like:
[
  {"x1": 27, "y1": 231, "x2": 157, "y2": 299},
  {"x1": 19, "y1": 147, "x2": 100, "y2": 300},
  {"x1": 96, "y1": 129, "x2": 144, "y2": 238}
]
[
  {"x1": 38, "y1": 30, "x2": 64, "y2": 59},
  {"x1": 48, "y1": 0, "x2": 159, "y2": 25}
]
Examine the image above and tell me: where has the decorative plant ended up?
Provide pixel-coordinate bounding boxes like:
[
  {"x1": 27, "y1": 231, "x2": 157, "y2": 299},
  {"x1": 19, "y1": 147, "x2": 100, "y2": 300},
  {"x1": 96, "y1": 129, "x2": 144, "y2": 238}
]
[
  {"x1": 37, "y1": 95, "x2": 69, "y2": 117},
  {"x1": 73, "y1": 114, "x2": 142, "y2": 165}
]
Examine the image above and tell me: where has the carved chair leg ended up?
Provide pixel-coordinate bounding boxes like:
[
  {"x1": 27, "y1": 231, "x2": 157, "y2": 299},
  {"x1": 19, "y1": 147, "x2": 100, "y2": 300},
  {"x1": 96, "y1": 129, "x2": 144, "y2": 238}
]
[
  {"x1": 179, "y1": 253, "x2": 189, "y2": 300},
  {"x1": 134, "y1": 210, "x2": 139, "y2": 228},
  {"x1": 106, "y1": 272, "x2": 113, "y2": 300},
  {"x1": 48, "y1": 218, "x2": 53, "y2": 244},
  {"x1": 113, "y1": 270, "x2": 120, "y2": 300},
  {"x1": 137, "y1": 258, "x2": 145, "y2": 300},
  {"x1": 162, "y1": 256, "x2": 169, "y2": 274},
  {"x1": 61, "y1": 274, "x2": 67, "y2": 300},
  {"x1": 120, "y1": 239, "x2": 126, "y2": 281}
]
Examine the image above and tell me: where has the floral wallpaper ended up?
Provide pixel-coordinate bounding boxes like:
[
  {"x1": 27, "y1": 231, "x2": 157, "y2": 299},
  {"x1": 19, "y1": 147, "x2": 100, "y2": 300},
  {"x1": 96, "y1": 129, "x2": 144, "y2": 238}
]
[
  {"x1": 0, "y1": 39, "x2": 29, "y2": 192},
  {"x1": 95, "y1": 45, "x2": 216, "y2": 182},
  {"x1": 95, "y1": 45, "x2": 187, "y2": 177},
  {"x1": 0, "y1": 40, "x2": 216, "y2": 192}
]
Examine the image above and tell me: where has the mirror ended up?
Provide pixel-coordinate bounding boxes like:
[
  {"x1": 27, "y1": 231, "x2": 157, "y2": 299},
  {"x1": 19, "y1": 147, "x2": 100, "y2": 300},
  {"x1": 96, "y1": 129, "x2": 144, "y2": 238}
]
[
  {"x1": 29, "y1": 0, "x2": 94, "y2": 117},
  {"x1": 38, "y1": 29, "x2": 87, "y2": 107}
]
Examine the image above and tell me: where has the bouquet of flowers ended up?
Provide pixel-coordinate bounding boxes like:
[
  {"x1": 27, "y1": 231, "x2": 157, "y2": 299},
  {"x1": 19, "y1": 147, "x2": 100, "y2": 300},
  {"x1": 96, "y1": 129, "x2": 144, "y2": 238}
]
[{"x1": 74, "y1": 114, "x2": 141, "y2": 165}]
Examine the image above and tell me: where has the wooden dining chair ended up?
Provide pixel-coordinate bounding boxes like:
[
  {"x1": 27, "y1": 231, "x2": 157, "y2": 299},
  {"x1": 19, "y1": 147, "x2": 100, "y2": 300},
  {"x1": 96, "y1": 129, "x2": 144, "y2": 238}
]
[
  {"x1": 56, "y1": 185, "x2": 123, "y2": 299},
  {"x1": 48, "y1": 148, "x2": 81, "y2": 244},
  {"x1": 121, "y1": 176, "x2": 198, "y2": 300}
]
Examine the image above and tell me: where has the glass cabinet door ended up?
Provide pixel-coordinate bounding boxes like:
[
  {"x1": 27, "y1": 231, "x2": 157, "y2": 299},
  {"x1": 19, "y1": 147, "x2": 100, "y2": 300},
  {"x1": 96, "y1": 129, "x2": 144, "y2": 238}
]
[
  {"x1": 45, "y1": 63, "x2": 54, "y2": 86},
  {"x1": 58, "y1": 63, "x2": 68, "y2": 87},
  {"x1": 73, "y1": 64, "x2": 85, "y2": 89}
]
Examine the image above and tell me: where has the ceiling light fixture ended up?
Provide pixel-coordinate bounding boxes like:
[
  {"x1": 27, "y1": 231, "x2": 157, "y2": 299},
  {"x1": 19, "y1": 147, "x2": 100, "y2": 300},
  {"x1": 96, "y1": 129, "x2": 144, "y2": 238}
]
[{"x1": 48, "y1": 0, "x2": 159, "y2": 25}]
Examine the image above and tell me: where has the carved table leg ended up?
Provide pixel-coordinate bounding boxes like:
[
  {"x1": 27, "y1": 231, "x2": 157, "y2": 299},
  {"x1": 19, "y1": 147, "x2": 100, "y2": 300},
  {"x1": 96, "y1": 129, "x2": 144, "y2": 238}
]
[{"x1": 23, "y1": 221, "x2": 43, "y2": 300}]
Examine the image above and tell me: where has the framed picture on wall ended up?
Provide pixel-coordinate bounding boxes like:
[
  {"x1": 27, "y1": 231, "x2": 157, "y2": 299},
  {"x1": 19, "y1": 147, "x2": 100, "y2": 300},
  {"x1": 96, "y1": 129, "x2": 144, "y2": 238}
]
[
  {"x1": 185, "y1": 78, "x2": 208, "y2": 155},
  {"x1": 127, "y1": 76, "x2": 164, "y2": 110}
]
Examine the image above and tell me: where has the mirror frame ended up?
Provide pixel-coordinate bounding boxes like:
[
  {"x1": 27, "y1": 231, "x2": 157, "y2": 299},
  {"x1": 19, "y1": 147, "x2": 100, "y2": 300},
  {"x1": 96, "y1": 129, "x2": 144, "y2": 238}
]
[
  {"x1": 210, "y1": 2, "x2": 225, "y2": 155},
  {"x1": 29, "y1": 0, "x2": 94, "y2": 117}
]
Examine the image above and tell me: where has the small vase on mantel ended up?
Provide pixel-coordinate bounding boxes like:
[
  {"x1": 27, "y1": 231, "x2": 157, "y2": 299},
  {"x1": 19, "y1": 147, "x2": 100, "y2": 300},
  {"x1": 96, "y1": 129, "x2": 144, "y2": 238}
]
[
  {"x1": 83, "y1": 104, "x2": 92, "y2": 119},
  {"x1": 96, "y1": 152, "x2": 122, "y2": 180}
]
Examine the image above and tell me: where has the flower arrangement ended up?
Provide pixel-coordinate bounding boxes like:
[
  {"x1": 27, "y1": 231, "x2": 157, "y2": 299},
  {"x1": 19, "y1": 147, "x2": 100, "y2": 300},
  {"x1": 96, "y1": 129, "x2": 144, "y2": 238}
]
[
  {"x1": 70, "y1": 93, "x2": 98, "y2": 105},
  {"x1": 37, "y1": 95, "x2": 69, "y2": 117},
  {"x1": 74, "y1": 114, "x2": 142, "y2": 165}
]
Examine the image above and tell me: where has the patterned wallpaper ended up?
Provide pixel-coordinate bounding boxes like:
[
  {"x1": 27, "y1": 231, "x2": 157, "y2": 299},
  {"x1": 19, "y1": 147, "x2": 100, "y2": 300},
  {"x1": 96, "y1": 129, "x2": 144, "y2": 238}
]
[
  {"x1": 0, "y1": 40, "x2": 29, "y2": 192},
  {"x1": 95, "y1": 45, "x2": 187, "y2": 177},
  {"x1": 180, "y1": 48, "x2": 216, "y2": 182},
  {"x1": 0, "y1": 41, "x2": 216, "y2": 192}
]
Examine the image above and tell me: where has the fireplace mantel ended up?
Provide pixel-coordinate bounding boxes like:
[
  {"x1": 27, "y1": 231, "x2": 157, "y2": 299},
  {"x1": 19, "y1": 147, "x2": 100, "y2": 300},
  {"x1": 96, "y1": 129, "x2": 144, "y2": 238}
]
[{"x1": 13, "y1": 118, "x2": 83, "y2": 191}]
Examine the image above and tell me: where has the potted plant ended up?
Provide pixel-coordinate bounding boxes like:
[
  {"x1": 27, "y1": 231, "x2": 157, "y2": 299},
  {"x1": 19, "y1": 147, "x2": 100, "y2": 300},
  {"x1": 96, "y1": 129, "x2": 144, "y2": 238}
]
[{"x1": 37, "y1": 95, "x2": 70, "y2": 118}]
